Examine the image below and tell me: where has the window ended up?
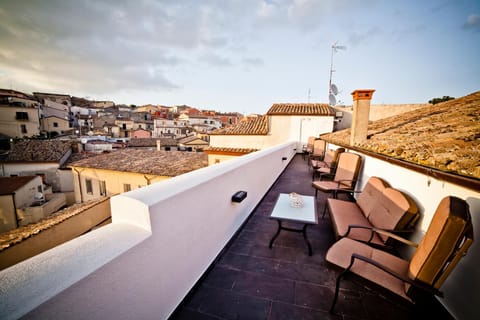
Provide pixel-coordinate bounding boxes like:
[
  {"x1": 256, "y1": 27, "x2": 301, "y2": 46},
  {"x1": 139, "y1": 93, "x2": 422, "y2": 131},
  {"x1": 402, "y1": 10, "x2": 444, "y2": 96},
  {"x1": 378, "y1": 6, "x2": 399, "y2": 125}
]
[
  {"x1": 20, "y1": 124, "x2": 27, "y2": 134},
  {"x1": 53, "y1": 122, "x2": 59, "y2": 127},
  {"x1": 99, "y1": 180, "x2": 106, "y2": 196},
  {"x1": 86, "y1": 179, "x2": 93, "y2": 195},
  {"x1": 16, "y1": 112, "x2": 29, "y2": 120},
  {"x1": 122, "y1": 124, "x2": 126, "y2": 130},
  {"x1": 123, "y1": 183, "x2": 131, "y2": 192}
]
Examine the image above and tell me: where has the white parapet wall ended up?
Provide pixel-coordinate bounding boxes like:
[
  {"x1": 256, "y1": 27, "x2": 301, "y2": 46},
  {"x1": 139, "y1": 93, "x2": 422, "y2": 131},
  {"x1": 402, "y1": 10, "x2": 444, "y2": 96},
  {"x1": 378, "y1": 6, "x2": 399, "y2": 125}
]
[{"x1": 0, "y1": 141, "x2": 297, "y2": 320}]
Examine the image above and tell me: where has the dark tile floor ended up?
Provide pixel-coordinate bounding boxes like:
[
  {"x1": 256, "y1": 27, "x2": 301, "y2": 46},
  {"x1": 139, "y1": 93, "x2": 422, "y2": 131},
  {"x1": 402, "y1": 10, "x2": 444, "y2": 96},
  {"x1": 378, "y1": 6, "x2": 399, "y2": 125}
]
[{"x1": 171, "y1": 155, "x2": 453, "y2": 320}]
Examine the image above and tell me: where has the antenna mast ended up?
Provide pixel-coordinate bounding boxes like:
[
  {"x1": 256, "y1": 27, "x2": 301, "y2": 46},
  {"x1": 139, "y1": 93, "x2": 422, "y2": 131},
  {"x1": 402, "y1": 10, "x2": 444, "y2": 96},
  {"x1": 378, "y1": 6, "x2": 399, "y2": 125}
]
[{"x1": 328, "y1": 41, "x2": 346, "y2": 106}]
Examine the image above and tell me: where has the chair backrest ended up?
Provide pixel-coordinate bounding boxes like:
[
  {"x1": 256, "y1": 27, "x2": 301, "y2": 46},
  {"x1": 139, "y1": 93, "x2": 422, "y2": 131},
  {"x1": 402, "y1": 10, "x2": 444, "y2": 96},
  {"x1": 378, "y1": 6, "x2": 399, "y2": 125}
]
[
  {"x1": 407, "y1": 196, "x2": 473, "y2": 294},
  {"x1": 333, "y1": 152, "x2": 362, "y2": 188},
  {"x1": 356, "y1": 177, "x2": 389, "y2": 217},
  {"x1": 312, "y1": 139, "x2": 326, "y2": 157},
  {"x1": 306, "y1": 136, "x2": 316, "y2": 152},
  {"x1": 367, "y1": 188, "x2": 419, "y2": 244}
]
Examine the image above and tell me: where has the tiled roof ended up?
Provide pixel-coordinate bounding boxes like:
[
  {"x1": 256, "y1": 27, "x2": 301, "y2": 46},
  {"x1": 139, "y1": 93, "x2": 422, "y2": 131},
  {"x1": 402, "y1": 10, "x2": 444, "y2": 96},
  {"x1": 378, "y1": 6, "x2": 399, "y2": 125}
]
[
  {"x1": 204, "y1": 147, "x2": 259, "y2": 155},
  {"x1": 128, "y1": 138, "x2": 177, "y2": 147},
  {"x1": 0, "y1": 176, "x2": 37, "y2": 195},
  {"x1": 177, "y1": 136, "x2": 209, "y2": 145},
  {"x1": 4, "y1": 140, "x2": 73, "y2": 163},
  {"x1": 69, "y1": 149, "x2": 208, "y2": 176},
  {"x1": 210, "y1": 116, "x2": 269, "y2": 135},
  {"x1": 0, "y1": 199, "x2": 106, "y2": 252},
  {"x1": 321, "y1": 91, "x2": 480, "y2": 179},
  {"x1": 267, "y1": 103, "x2": 334, "y2": 116}
]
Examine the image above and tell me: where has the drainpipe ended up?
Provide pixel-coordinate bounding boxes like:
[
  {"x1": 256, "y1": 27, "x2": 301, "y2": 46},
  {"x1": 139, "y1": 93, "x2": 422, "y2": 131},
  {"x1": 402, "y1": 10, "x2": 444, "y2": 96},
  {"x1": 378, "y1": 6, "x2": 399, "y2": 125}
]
[
  {"x1": 350, "y1": 89, "x2": 375, "y2": 146},
  {"x1": 72, "y1": 167, "x2": 84, "y2": 203},
  {"x1": 144, "y1": 175, "x2": 154, "y2": 185},
  {"x1": 12, "y1": 193, "x2": 19, "y2": 229}
]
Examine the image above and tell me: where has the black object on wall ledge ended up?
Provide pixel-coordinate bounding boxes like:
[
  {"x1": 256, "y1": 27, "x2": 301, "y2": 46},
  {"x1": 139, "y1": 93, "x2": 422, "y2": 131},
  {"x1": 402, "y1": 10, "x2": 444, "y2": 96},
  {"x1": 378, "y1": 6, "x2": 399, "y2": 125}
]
[
  {"x1": 232, "y1": 191, "x2": 247, "y2": 203},
  {"x1": 282, "y1": 157, "x2": 287, "y2": 161}
]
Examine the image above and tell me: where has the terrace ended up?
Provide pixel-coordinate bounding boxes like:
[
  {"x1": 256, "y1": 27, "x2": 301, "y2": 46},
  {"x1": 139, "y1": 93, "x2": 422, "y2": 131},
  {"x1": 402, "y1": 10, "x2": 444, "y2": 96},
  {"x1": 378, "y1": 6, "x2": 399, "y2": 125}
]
[{"x1": 0, "y1": 142, "x2": 478, "y2": 320}]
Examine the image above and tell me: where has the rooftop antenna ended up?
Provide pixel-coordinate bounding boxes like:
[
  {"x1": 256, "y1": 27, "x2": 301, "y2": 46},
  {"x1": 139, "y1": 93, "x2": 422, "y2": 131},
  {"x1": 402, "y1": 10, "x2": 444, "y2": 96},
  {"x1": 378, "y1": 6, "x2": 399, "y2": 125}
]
[{"x1": 328, "y1": 41, "x2": 346, "y2": 106}]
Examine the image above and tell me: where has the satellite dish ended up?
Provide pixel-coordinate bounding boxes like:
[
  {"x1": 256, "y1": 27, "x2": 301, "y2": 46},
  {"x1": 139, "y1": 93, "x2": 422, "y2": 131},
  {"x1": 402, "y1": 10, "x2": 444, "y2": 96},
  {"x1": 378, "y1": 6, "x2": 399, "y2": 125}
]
[
  {"x1": 329, "y1": 94, "x2": 337, "y2": 106},
  {"x1": 34, "y1": 192, "x2": 44, "y2": 201},
  {"x1": 330, "y1": 84, "x2": 338, "y2": 95}
]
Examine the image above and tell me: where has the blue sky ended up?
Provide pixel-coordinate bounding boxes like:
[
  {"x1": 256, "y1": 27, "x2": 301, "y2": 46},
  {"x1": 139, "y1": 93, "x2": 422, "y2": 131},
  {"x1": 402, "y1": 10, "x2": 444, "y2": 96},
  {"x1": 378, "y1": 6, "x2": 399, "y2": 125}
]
[{"x1": 0, "y1": 0, "x2": 479, "y2": 114}]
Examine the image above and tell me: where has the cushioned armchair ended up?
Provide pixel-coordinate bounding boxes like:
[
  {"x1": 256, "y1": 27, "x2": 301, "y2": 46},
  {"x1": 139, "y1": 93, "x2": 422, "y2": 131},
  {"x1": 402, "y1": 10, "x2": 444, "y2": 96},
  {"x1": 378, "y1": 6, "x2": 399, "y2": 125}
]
[
  {"x1": 311, "y1": 152, "x2": 362, "y2": 199},
  {"x1": 326, "y1": 196, "x2": 473, "y2": 313}
]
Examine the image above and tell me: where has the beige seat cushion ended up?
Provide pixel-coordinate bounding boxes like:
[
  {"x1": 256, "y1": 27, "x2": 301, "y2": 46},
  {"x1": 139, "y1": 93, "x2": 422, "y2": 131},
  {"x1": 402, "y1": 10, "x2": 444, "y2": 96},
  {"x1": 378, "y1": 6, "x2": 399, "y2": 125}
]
[
  {"x1": 326, "y1": 238, "x2": 411, "y2": 302},
  {"x1": 327, "y1": 198, "x2": 384, "y2": 245}
]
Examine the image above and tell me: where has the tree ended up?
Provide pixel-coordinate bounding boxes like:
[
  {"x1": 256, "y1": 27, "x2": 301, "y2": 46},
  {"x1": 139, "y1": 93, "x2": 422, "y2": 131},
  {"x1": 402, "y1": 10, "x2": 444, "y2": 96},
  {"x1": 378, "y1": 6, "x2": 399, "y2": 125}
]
[{"x1": 428, "y1": 96, "x2": 454, "y2": 104}]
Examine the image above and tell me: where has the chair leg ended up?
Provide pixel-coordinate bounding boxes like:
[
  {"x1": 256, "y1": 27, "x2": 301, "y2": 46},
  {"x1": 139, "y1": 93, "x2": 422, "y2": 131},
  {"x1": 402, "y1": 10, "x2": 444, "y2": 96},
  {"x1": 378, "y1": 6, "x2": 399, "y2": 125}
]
[
  {"x1": 322, "y1": 203, "x2": 329, "y2": 218},
  {"x1": 330, "y1": 255, "x2": 356, "y2": 314}
]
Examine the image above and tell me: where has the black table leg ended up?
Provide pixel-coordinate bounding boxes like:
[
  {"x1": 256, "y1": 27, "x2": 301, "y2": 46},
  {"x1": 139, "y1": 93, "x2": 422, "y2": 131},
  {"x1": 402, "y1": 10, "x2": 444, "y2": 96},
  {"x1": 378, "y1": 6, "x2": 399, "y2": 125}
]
[
  {"x1": 269, "y1": 220, "x2": 282, "y2": 249},
  {"x1": 269, "y1": 220, "x2": 313, "y2": 256},
  {"x1": 302, "y1": 224, "x2": 312, "y2": 256}
]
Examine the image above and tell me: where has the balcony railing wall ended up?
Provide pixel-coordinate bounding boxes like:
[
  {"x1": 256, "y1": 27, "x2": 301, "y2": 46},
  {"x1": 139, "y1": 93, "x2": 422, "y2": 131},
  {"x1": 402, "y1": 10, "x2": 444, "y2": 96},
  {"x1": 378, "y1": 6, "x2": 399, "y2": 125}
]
[{"x1": 0, "y1": 142, "x2": 297, "y2": 320}]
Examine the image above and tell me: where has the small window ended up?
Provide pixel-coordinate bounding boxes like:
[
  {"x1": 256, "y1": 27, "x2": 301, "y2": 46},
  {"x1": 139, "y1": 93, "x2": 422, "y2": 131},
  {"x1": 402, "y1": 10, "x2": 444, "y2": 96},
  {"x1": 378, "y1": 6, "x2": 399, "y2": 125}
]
[
  {"x1": 37, "y1": 185, "x2": 42, "y2": 193},
  {"x1": 99, "y1": 180, "x2": 106, "y2": 196},
  {"x1": 86, "y1": 179, "x2": 93, "y2": 195},
  {"x1": 123, "y1": 183, "x2": 131, "y2": 192},
  {"x1": 16, "y1": 112, "x2": 29, "y2": 120},
  {"x1": 20, "y1": 124, "x2": 27, "y2": 133},
  {"x1": 215, "y1": 159, "x2": 220, "y2": 164},
  {"x1": 53, "y1": 122, "x2": 59, "y2": 127}
]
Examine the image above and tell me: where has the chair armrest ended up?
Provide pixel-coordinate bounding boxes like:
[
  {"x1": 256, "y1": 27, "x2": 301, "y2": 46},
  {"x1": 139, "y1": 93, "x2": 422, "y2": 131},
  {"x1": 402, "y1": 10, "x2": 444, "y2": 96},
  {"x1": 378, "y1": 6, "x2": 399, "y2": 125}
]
[
  {"x1": 342, "y1": 225, "x2": 418, "y2": 248},
  {"x1": 348, "y1": 253, "x2": 443, "y2": 297}
]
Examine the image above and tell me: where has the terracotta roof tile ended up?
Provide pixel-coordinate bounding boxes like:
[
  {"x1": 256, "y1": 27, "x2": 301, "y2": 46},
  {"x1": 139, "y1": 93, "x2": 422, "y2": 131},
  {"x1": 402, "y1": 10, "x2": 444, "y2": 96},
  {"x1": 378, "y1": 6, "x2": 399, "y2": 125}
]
[
  {"x1": 321, "y1": 91, "x2": 480, "y2": 179},
  {"x1": 69, "y1": 149, "x2": 208, "y2": 176},
  {"x1": 210, "y1": 116, "x2": 269, "y2": 135},
  {"x1": 4, "y1": 140, "x2": 73, "y2": 163},
  {"x1": 204, "y1": 147, "x2": 259, "y2": 155},
  {"x1": 128, "y1": 138, "x2": 177, "y2": 147},
  {"x1": 267, "y1": 103, "x2": 334, "y2": 116}
]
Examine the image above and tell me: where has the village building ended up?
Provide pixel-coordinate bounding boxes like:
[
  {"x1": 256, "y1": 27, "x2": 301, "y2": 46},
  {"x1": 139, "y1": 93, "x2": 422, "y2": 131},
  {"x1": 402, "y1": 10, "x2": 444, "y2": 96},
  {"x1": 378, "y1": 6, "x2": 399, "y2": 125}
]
[{"x1": 69, "y1": 149, "x2": 208, "y2": 203}]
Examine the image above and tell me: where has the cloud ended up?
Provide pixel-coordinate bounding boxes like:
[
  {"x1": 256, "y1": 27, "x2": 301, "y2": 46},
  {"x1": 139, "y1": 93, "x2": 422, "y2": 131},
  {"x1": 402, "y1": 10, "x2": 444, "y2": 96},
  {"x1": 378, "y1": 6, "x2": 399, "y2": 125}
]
[
  {"x1": 199, "y1": 53, "x2": 233, "y2": 67},
  {"x1": 463, "y1": 14, "x2": 480, "y2": 31},
  {"x1": 348, "y1": 27, "x2": 382, "y2": 47}
]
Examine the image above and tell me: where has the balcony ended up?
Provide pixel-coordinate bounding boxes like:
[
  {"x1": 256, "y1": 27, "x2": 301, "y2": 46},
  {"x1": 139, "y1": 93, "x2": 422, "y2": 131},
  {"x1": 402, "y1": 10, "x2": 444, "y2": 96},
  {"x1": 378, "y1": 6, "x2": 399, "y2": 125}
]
[{"x1": 0, "y1": 142, "x2": 478, "y2": 320}]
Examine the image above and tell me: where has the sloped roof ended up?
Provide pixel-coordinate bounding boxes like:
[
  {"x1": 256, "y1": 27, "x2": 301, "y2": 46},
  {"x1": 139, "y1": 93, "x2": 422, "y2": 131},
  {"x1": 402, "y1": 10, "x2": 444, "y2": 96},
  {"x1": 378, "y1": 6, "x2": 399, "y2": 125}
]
[
  {"x1": 267, "y1": 103, "x2": 334, "y2": 116},
  {"x1": 210, "y1": 116, "x2": 269, "y2": 135},
  {"x1": 69, "y1": 149, "x2": 208, "y2": 176},
  {"x1": 128, "y1": 138, "x2": 177, "y2": 147},
  {"x1": 178, "y1": 136, "x2": 209, "y2": 145},
  {"x1": 204, "y1": 147, "x2": 259, "y2": 155},
  {"x1": 4, "y1": 140, "x2": 73, "y2": 163},
  {"x1": 0, "y1": 176, "x2": 38, "y2": 195},
  {"x1": 321, "y1": 91, "x2": 480, "y2": 180}
]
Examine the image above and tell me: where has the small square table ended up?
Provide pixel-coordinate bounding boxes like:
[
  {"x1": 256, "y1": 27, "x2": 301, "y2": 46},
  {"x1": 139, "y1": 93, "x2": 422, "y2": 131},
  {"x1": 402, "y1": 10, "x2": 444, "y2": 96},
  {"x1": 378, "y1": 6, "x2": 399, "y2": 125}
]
[{"x1": 269, "y1": 193, "x2": 318, "y2": 256}]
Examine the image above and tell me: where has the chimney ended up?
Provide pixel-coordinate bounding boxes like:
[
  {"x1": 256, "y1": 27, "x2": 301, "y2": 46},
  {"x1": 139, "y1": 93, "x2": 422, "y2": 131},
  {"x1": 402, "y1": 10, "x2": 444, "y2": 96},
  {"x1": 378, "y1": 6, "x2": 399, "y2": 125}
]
[
  {"x1": 350, "y1": 89, "x2": 375, "y2": 146},
  {"x1": 156, "y1": 139, "x2": 161, "y2": 151}
]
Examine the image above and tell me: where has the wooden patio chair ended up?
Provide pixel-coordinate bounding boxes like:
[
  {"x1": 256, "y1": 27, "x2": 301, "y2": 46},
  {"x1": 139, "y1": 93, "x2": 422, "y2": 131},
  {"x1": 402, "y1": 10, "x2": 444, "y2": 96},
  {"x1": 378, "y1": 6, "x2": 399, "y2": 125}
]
[
  {"x1": 326, "y1": 196, "x2": 474, "y2": 313},
  {"x1": 311, "y1": 152, "x2": 362, "y2": 199}
]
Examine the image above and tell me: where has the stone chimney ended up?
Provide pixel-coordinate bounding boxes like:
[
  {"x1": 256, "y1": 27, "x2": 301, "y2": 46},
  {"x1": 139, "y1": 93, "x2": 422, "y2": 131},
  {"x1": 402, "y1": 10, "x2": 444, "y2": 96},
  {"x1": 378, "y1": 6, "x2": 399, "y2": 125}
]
[
  {"x1": 350, "y1": 89, "x2": 375, "y2": 146},
  {"x1": 156, "y1": 139, "x2": 161, "y2": 151}
]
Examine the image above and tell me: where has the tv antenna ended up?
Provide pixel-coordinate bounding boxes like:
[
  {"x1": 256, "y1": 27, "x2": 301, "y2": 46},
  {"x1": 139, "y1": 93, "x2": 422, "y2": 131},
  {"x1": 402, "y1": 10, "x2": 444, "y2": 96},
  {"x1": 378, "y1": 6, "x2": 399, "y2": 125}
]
[{"x1": 328, "y1": 41, "x2": 346, "y2": 106}]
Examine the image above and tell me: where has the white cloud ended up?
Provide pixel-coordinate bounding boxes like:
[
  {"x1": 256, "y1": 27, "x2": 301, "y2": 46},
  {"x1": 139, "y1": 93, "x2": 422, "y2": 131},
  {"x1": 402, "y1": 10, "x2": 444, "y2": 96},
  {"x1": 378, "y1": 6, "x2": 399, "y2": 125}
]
[{"x1": 463, "y1": 13, "x2": 480, "y2": 31}]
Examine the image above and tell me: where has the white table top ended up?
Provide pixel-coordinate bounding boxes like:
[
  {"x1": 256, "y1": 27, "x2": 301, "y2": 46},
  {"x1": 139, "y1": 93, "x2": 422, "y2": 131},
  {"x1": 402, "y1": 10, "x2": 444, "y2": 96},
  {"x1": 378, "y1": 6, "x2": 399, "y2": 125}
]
[{"x1": 270, "y1": 193, "x2": 318, "y2": 224}]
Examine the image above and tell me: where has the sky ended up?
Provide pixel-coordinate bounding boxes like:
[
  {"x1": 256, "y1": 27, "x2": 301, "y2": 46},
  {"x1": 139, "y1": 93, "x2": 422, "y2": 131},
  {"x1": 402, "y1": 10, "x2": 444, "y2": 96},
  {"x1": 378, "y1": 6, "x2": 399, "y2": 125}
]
[{"x1": 0, "y1": 0, "x2": 479, "y2": 115}]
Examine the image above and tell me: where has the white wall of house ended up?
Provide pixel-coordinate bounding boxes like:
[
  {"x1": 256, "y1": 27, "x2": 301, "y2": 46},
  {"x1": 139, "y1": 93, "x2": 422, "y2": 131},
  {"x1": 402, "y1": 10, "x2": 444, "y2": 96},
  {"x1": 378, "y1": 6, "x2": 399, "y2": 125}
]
[
  {"x1": 329, "y1": 143, "x2": 480, "y2": 320},
  {"x1": 0, "y1": 106, "x2": 40, "y2": 138},
  {"x1": 13, "y1": 176, "x2": 43, "y2": 209}
]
